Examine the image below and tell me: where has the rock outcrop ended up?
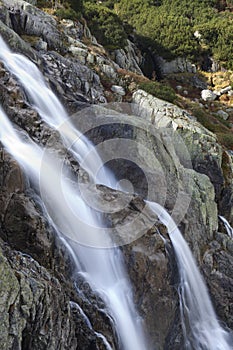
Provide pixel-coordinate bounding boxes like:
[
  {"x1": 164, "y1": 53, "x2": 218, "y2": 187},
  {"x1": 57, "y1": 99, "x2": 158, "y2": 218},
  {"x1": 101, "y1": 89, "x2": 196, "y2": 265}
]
[
  {"x1": 112, "y1": 39, "x2": 143, "y2": 75},
  {"x1": 155, "y1": 56, "x2": 196, "y2": 76}
]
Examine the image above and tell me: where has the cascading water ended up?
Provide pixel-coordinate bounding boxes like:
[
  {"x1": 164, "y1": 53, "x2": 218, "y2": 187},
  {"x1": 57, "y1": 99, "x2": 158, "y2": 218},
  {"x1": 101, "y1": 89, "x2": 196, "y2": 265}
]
[
  {"x1": 219, "y1": 216, "x2": 233, "y2": 239},
  {"x1": 147, "y1": 201, "x2": 232, "y2": 350},
  {"x1": 0, "y1": 106, "x2": 148, "y2": 350},
  {"x1": 0, "y1": 33, "x2": 148, "y2": 348},
  {"x1": 0, "y1": 36, "x2": 114, "y2": 187},
  {"x1": 69, "y1": 301, "x2": 112, "y2": 350}
]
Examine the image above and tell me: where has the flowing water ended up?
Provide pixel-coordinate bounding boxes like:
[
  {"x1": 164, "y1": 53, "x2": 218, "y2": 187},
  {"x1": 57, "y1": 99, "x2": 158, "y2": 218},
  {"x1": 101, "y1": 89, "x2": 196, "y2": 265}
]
[
  {"x1": 69, "y1": 301, "x2": 112, "y2": 350},
  {"x1": 0, "y1": 36, "x2": 115, "y2": 187},
  {"x1": 0, "y1": 107, "x2": 147, "y2": 349},
  {"x1": 219, "y1": 216, "x2": 233, "y2": 239},
  {"x1": 1, "y1": 34, "x2": 233, "y2": 350},
  {"x1": 147, "y1": 201, "x2": 232, "y2": 350}
]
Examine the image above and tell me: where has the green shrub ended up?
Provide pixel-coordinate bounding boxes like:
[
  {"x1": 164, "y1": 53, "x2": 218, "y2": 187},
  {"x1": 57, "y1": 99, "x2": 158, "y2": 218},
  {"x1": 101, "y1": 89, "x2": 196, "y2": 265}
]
[
  {"x1": 116, "y1": 0, "x2": 233, "y2": 67},
  {"x1": 55, "y1": 7, "x2": 78, "y2": 20},
  {"x1": 191, "y1": 106, "x2": 229, "y2": 133},
  {"x1": 217, "y1": 133, "x2": 233, "y2": 149},
  {"x1": 83, "y1": 2, "x2": 127, "y2": 49},
  {"x1": 138, "y1": 81, "x2": 176, "y2": 103}
]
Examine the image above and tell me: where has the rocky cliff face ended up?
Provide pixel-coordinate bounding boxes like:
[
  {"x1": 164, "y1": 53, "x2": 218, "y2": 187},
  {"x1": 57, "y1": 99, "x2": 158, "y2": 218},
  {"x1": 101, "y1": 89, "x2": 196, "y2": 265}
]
[{"x1": 0, "y1": 1, "x2": 232, "y2": 350}]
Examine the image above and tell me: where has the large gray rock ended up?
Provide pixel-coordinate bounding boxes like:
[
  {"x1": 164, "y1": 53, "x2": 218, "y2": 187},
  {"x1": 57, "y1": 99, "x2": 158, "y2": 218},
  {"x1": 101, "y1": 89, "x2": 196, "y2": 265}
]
[
  {"x1": 132, "y1": 90, "x2": 225, "y2": 200},
  {"x1": 156, "y1": 56, "x2": 196, "y2": 75},
  {"x1": 2, "y1": 0, "x2": 66, "y2": 52},
  {"x1": 72, "y1": 104, "x2": 232, "y2": 345},
  {"x1": 112, "y1": 39, "x2": 143, "y2": 75}
]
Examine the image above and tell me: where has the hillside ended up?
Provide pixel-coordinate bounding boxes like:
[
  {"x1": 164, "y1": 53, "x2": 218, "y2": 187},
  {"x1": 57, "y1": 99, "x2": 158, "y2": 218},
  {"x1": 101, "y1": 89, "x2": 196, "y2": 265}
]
[{"x1": 34, "y1": 0, "x2": 233, "y2": 150}]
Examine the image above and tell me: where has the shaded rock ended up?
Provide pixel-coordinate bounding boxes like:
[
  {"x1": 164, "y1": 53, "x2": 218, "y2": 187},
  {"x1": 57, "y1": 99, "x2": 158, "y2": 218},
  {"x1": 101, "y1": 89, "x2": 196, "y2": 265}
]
[
  {"x1": 216, "y1": 109, "x2": 229, "y2": 120},
  {"x1": 156, "y1": 56, "x2": 196, "y2": 75},
  {"x1": 0, "y1": 18, "x2": 36, "y2": 60},
  {"x1": 202, "y1": 236, "x2": 233, "y2": 329},
  {"x1": 219, "y1": 151, "x2": 233, "y2": 225},
  {"x1": 0, "y1": 148, "x2": 54, "y2": 267},
  {"x1": 0, "y1": 240, "x2": 108, "y2": 350},
  {"x1": 112, "y1": 39, "x2": 143, "y2": 75}
]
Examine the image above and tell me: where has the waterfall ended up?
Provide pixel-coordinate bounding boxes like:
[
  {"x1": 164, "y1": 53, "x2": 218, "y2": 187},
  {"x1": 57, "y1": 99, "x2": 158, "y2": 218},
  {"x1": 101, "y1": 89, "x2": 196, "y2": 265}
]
[
  {"x1": 147, "y1": 201, "x2": 232, "y2": 350},
  {"x1": 0, "y1": 105, "x2": 147, "y2": 350},
  {"x1": 0, "y1": 36, "x2": 115, "y2": 188},
  {"x1": 219, "y1": 216, "x2": 233, "y2": 238},
  {"x1": 0, "y1": 35, "x2": 148, "y2": 348}
]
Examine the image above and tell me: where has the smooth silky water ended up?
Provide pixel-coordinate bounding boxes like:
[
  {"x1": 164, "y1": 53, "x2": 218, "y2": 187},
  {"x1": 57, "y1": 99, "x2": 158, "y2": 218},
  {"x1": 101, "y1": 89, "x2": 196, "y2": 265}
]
[
  {"x1": 0, "y1": 36, "x2": 115, "y2": 187},
  {"x1": 147, "y1": 201, "x2": 232, "y2": 350},
  {"x1": 0, "y1": 105, "x2": 147, "y2": 350}
]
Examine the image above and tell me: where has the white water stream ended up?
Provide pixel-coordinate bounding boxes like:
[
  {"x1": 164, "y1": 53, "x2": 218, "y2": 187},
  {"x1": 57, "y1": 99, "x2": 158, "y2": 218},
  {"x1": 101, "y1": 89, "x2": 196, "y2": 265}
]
[
  {"x1": 0, "y1": 105, "x2": 147, "y2": 350},
  {"x1": 148, "y1": 201, "x2": 232, "y2": 350},
  {"x1": 0, "y1": 39, "x2": 148, "y2": 350},
  {"x1": 0, "y1": 36, "x2": 115, "y2": 187},
  {"x1": 219, "y1": 216, "x2": 233, "y2": 239}
]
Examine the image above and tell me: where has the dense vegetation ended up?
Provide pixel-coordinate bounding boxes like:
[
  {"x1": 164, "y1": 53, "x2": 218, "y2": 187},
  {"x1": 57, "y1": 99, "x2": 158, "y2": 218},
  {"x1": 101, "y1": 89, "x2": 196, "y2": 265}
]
[
  {"x1": 82, "y1": 2, "x2": 127, "y2": 49},
  {"x1": 39, "y1": 1, "x2": 233, "y2": 68},
  {"x1": 113, "y1": 0, "x2": 233, "y2": 68},
  {"x1": 77, "y1": 0, "x2": 233, "y2": 69}
]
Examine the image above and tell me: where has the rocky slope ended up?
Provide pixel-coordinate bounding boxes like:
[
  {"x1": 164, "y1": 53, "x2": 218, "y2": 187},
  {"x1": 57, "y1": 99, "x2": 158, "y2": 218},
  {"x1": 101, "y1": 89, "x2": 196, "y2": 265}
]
[{"x1": 0, "y1": 1, "x2": 232, "y2": 349}]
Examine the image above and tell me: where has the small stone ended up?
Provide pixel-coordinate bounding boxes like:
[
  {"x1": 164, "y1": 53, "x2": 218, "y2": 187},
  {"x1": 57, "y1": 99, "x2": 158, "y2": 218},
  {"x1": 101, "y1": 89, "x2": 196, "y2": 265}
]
[
  {"x1": 216, "y1": 110, "x2": 229, "y2": 120},
  {"x1": 102, "y1": 64, "x2": 117, "y2": 79},
  {"x1": 87, "y1": 53, "x2": 95, "y2": 64},
  {"x1": 213, "y1": 90, "x2": 221, "y2": 96},
  {"x1": 220, "y1": 86, "x2": 232, "y2": 95},
  {"x1": 35, "y1": 38, "x2": 47, "y2": 51},
  {"x1": 201, "y1": 89, "x2": 217, "y2": 101},
  {"x1": 111, "y1": 85, "x2": 126, "y2": 96}
]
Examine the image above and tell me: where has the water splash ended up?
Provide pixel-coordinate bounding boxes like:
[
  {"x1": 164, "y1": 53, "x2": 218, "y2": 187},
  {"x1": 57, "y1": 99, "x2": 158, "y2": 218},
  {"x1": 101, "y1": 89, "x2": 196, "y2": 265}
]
[{"x1": 147, "y1": 201, "x2": 232, "y2": 350}]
